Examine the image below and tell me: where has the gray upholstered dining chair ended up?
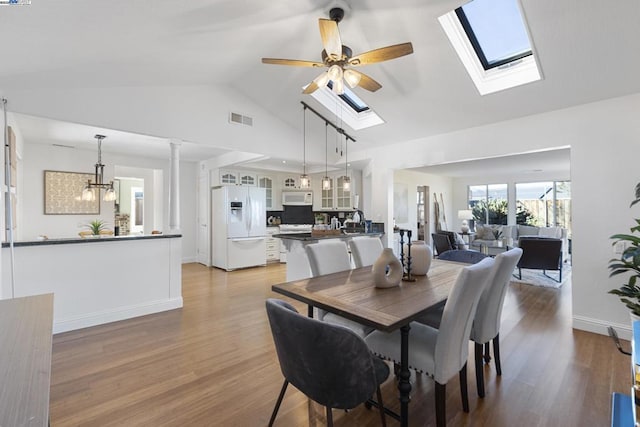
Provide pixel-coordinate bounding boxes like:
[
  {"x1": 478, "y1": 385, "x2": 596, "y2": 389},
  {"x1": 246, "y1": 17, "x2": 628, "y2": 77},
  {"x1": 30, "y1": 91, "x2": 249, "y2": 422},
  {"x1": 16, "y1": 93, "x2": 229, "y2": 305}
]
[
  {"x1": 306, "y1": 241, "x2": 374, "y2": 338},
  {"x1": 266, "y1": 298, "x2": 389, "y2": 427},
  {"x1": 437, "y1": 249, "x2": 488, "y2": 264},
  {"x1": 418, "y1": 248, "x2": 523, "y2": 398},
  {"x1": 350, "y1": 237, "x2": 384, "y2": 268},
  {"x1": 364, "y1": 257, "x2": 495, "y2": 427}
]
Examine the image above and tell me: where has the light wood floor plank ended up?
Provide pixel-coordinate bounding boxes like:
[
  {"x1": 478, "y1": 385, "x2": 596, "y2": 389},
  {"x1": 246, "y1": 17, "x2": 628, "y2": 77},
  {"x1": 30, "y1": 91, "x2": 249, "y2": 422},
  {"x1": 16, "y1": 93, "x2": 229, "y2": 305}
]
[{"x1": 49, "y1": 262, "x2": 630, "y2": 426}]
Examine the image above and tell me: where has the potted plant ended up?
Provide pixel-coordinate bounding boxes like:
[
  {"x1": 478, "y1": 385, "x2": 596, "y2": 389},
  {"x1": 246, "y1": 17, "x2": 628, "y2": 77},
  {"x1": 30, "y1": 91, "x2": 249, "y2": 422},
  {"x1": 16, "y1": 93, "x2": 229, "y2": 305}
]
[
  {"x1": 608, "y1": 183, "x2": 640, "y2": 318},
  {"x1": 86, "y1": 219, "x2": 107, "y2": 236}
]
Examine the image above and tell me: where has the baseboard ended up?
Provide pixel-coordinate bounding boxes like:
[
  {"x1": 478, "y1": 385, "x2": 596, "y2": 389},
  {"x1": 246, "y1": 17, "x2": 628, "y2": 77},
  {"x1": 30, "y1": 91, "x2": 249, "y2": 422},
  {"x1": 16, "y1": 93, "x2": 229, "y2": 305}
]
[
  {"x1": 182, "y1": 257, "x2": 196, "y2": 264},
  {"x1": 573, "y1": 315, "x2": 631, "y2": 341},
  {"x1": 53, "y1": 297, "x2": 184, "y2": 334}
]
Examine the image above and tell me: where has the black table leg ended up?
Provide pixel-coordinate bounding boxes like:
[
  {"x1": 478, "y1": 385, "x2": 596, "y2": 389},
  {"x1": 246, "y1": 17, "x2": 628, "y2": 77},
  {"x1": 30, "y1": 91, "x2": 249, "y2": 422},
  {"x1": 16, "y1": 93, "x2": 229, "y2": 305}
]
[
  {"x1": 307, "y1": 305, "x2": 313, "y2": 318},
  {"x1": 399, "y1": 324, "x2": 411, "y2": 427}
]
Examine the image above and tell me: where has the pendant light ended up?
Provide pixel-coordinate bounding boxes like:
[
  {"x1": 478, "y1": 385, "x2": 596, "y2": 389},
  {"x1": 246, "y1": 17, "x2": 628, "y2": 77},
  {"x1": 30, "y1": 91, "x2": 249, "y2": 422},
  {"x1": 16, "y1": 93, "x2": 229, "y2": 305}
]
[
  {"x1": 300, "y1": 106, "x2": 310, "y2": 189},
  {"x1": 322, "y1": 123, "x2": 331, "y2": 190},
  {"x1": 81, "y1": 134, "x2": 116, "y2": 202},
  {"x1": 343, "y1": 134, "x2": 351, "y2": 191}
]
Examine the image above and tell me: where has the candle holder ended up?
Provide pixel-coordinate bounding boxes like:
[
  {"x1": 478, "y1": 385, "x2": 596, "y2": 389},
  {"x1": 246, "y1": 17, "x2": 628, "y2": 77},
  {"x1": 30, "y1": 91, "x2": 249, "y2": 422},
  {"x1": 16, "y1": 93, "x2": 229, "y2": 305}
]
[
  {"x1": 402, "y1": 229, "x2": 416, "y2": 282},
  {"x1": 398, "y1": 229, "x2": 405, "y2": 273}
]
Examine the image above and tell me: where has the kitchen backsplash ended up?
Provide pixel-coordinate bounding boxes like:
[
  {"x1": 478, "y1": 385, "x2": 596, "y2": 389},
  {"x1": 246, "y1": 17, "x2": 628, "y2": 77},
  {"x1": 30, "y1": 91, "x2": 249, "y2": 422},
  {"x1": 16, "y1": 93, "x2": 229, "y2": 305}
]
[{"x1": 266, "y1": 210, "x2": 357, "y2": 226}]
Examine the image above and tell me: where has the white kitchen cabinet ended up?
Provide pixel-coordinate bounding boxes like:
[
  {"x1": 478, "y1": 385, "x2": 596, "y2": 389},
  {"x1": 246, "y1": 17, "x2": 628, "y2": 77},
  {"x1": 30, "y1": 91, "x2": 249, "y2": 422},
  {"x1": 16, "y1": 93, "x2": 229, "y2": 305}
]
[
  {"x1": 283, "y1": 176, "x2": 298, "y2": 189},
  {"x1": 239, "y1": 173, "x2": 257, "y2": 186},
  {"x1": 220, "y1": 170, "x2": 238, "y2": 185},
  {"x1": 258, "y1": 175, "x2": 274, "y2": 209},
  {"x1": 336, "y1": 175, "x2": 352, "y2": 209},
  {"x1": 266, "y1": 226, "x2": 280, "y2": 262}
]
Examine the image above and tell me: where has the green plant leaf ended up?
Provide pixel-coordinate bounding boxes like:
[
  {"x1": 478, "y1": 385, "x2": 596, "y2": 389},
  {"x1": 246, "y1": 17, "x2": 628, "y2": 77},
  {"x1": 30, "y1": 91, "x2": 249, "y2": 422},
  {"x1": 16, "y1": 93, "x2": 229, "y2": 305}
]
[{"x1": 630, "y1": 182, "x2": 640, "y2": 207}]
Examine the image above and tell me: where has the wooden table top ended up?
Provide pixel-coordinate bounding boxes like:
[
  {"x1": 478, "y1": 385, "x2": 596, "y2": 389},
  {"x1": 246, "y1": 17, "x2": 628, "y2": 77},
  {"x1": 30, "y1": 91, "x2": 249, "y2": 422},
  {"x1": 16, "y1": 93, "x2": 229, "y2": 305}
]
[
  {"x1": 0, "y1": 293, "x2": 54, "y2": 427},
  {"x1": 272, "y1": 259, "x2": 465, "y2": 332}
]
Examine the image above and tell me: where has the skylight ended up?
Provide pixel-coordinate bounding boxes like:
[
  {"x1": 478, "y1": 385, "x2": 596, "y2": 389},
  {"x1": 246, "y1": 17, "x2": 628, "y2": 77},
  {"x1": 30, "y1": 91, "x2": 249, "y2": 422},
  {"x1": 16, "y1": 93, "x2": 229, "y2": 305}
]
[
  {"x1": 439, "y1": 0, "x2": 542, "y2": 95},
  {"x1": 456, "y1": 0, "x2": 532, "y2": 70},
  {"x1": 305, "y1": 82, "x2": 384, "y2": 131},
  {"x1": 328, "y1": 81, "x2": 370, "y2": 113}
]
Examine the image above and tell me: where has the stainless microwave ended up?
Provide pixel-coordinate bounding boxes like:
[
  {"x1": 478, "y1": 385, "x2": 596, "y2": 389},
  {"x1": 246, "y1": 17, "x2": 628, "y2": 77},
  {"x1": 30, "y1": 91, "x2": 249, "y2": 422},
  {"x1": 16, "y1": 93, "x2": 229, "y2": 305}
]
[{"x1": 282, "y1": 191, "x2": 313, "y2": 205}]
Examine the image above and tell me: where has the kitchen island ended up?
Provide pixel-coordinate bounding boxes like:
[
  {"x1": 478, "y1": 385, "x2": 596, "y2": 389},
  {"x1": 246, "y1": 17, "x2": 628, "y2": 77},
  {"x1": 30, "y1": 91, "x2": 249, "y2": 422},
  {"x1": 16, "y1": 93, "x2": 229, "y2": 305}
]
[
  {"x1": 1, "y1": 234, "x2": 182, "y2": 333},
  {"x1": 274, "y1": 232, "x2": 384, "y2": 281}
]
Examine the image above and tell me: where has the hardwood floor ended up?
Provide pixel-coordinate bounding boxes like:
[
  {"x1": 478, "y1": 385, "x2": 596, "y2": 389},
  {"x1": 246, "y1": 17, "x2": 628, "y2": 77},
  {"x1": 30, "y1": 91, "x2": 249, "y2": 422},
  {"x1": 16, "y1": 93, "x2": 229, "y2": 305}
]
[{"x1": 50, "y1": 262, "x2": 629, "y2": 426}]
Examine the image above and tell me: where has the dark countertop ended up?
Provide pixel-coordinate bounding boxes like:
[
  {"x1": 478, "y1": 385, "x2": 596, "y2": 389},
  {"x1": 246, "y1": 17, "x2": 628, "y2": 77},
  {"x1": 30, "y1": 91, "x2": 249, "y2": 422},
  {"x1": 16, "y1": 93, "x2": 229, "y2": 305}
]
[
  {"x1": 1, "y1": 233, "x2": 182, "y2": 248},
  {"x1": 274, "y1": 232, "x2": 384, "y2": 241}
]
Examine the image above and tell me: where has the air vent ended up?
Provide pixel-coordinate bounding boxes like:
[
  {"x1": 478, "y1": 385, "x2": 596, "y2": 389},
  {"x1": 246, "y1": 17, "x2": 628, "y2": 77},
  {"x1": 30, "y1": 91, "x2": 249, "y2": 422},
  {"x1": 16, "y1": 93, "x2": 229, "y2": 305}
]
[
  {"x1": 229, "y1": 112, "x2": 253, "y2": 127},
  {"x1": 52, "y1": 143, "x2": 75, "y2": 149}
]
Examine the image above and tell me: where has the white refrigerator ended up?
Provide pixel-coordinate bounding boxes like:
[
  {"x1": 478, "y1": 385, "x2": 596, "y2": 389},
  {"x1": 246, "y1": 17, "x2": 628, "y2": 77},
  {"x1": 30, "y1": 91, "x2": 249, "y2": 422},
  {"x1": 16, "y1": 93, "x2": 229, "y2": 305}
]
[{"x1": 211, "y1": 186, "x2": 267, "y2": 271}]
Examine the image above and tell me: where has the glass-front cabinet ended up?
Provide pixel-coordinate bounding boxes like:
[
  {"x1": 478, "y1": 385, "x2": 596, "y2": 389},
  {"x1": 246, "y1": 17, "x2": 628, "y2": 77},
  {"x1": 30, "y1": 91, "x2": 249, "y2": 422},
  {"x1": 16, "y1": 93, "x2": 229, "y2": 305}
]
[
  {"x1": 336, "y1": 175, "x2": 352, "y2": 209},
  {"x1": 283, "y1": 176, "x2": 297, "y2": 189},
  {"x1": 220, "y1": 170, "x2": 238, "y2": 185},
  {"x1": 321, "y1": 185, "x2": 334, "y2": 209},
  {"x1": 258, "y1": 176, "x2": 274, "y2": 209},
  {"x1": 239, "y1": 173, "x2": 256, "y2": 186}
]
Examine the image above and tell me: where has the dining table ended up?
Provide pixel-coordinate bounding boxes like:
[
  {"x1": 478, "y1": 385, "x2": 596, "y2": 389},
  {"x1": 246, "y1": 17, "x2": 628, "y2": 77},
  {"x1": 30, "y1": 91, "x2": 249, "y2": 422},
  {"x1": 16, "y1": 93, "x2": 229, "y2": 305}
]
[{"x1": 271, "y1": 258, "x2": 466, "y2": 427}]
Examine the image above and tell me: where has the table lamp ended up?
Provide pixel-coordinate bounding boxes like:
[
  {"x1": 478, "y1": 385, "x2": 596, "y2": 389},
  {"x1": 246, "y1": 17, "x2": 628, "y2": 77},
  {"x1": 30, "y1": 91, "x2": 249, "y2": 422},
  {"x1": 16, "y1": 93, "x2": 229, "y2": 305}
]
[{"x1": 458, "y1": 210, "x2": 474, "y2": 233}]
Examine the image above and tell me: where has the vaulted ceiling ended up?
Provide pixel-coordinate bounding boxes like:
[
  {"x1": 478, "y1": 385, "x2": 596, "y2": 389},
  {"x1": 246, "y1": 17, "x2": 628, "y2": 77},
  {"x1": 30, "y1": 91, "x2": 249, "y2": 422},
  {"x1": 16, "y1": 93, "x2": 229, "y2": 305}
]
[{"x1": 0, "y1": 0, "x2": 638, "y2": 166}]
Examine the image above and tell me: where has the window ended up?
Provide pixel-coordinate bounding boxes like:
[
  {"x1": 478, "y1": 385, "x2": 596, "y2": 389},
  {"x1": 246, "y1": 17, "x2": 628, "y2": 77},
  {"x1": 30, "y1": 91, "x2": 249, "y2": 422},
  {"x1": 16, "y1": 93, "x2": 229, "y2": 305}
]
[
  {"x1": 439, "y1": 0, "x2": 542, "y2": 95},
  {"x1": 516, "y1": 181, "x2": 572, "y2": 235},
  {"x1": 468, "y1": 184, "x2": 508, "y2": 225}
]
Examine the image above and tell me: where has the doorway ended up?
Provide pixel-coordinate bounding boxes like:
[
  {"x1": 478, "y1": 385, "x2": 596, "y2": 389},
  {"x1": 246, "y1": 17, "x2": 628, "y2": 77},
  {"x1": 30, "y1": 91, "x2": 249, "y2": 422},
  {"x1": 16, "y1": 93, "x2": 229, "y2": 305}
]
[{"x1": 417, "y1": 186, "x2": 429, "y2": 241}]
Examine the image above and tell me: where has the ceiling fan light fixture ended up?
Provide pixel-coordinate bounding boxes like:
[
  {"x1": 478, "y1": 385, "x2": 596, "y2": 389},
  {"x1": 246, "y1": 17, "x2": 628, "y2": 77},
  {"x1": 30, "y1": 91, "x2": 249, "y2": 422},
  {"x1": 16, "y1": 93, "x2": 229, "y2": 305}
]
[
  {"x1": 343, "y1": 69, "x2": 361, "y2": 88},
  {"x1": 314, "y1": 71, "x2": 330, "y2": 88},
  {"x1": 332, "y1": 78, "x2": 345, "y2": 95},
  {"x1": 328, "y1": 64, "x2": 343, "y2": 81}
]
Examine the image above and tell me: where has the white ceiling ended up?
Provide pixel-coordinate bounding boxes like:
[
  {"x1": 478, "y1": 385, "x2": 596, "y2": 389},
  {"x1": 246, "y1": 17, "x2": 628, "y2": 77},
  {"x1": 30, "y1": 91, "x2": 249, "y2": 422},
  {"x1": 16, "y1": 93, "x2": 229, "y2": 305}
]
[
  {"x1": 411, "y1": 147, "x2": 571, "y2": 178},
  {"x1": 1, "y1": 0, "x2": 638, "y2": 170}
]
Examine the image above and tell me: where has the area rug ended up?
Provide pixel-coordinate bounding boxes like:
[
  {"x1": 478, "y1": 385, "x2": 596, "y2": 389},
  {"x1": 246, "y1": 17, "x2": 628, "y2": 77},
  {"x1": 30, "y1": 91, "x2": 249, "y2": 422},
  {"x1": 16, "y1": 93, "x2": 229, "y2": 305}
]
[{"x1": 510, "y1": 264, "x2": 571, "y2": 289}]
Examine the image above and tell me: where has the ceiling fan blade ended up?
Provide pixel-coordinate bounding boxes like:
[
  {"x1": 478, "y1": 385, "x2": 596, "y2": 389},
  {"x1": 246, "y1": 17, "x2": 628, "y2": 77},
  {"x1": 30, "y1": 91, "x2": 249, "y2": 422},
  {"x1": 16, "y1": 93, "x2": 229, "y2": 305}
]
[
  {"x1": 302, "y1": 81, "x2": 319, "y2": 94},
  {"x1": 319, "y1": 18, "x2": 342, "y2": 60},
  {"x1": 348, "y1": 42, "x2": 414, "y2": 66},
  {"x1": 352, "y1": 70, "x2": 382, "y2": 92},
  {"x1": 262, "y1": 58, "x2": 325, "y2": 67}
]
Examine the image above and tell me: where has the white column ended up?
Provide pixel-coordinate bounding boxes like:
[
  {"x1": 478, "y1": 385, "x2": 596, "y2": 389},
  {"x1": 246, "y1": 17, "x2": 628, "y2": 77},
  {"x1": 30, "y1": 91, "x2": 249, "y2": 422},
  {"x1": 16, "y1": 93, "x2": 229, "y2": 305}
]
[{"x1": 169, "y1": 139, "x2": 181, "y2": 233}]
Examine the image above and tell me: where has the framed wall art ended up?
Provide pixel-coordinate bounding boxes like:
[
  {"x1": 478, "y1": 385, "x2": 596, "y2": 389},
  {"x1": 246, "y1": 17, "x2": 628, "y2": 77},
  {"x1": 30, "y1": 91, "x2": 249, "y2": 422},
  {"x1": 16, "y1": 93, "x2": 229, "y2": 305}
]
[{"x1": 44, "y1": 170, "x2": 100, "y2": 215}]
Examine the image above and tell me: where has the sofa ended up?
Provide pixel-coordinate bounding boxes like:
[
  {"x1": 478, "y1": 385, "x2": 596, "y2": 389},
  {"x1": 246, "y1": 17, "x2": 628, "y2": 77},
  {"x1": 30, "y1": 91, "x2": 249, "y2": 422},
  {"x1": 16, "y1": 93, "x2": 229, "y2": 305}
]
[{"x1": 470, "y1": 224, "x2": 569, "y2": 261}]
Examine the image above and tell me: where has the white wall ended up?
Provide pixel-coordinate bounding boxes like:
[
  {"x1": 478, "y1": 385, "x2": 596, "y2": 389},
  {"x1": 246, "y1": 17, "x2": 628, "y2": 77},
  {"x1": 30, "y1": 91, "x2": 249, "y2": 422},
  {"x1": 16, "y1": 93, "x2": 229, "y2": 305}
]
[
  {"x1": 358, "y1": 92, "x2": 640, "y2": 338},
  {"x1": 18, "y1": 142, "x2": 198, "y2": 262}
]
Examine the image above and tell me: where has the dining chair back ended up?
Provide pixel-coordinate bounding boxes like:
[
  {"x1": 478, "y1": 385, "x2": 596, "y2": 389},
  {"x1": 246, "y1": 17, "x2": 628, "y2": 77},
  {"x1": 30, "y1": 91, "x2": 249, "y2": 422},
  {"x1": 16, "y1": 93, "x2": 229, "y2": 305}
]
[
  {"x1": 365, "y1": 257, "x2": 495, "y2": 426},
  {"x1": 266, "y1": 298, "x2": 389, "y2": 426},
  {"x1": 470, "y1": 247, "x2": 522, "y2": 396},
  {"x1": 306, "y1": 241, "x2": 351, "y2": 277},
  {"x1": 350, "y1": 237, "x2": 384, "y2": 268},
  {"x1": 433, "y1": 257, "x2": 495, "y2": 384},
  {"x1": 306, "y1": 241, "x2": 373, "y2": 338}
]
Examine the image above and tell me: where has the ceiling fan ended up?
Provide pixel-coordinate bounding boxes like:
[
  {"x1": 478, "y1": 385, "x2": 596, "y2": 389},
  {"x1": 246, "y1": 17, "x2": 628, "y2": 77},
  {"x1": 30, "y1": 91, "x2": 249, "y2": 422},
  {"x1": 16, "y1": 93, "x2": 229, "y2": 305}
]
[{"x1": 262, "y1": 7, "x2": 414, "y2": 95}]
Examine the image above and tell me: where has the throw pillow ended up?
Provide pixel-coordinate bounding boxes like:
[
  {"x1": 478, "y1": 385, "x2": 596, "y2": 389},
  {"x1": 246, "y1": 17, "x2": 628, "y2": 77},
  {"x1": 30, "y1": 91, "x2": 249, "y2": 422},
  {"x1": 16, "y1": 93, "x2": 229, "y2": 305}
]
[
  {"x1": 475, "y1": 225, "x2": 495, "y2": 240},
  {"x1": 539, "y1": 226, "x2": 561, "y2": 239},
  {"x1": 518, "y1": 224, "x2": 539, "y2": 237}
]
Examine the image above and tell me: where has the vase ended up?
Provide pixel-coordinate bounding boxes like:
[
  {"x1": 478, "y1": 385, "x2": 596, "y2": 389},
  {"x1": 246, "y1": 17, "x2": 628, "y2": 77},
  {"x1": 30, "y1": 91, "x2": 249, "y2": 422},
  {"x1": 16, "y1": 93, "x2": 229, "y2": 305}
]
[
  {"x1": 372, "y1": 248, "x2": 403, "y2": 288},
  {"x1": 404, "y1": 241, "x2": 433, "y2": 275}
]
